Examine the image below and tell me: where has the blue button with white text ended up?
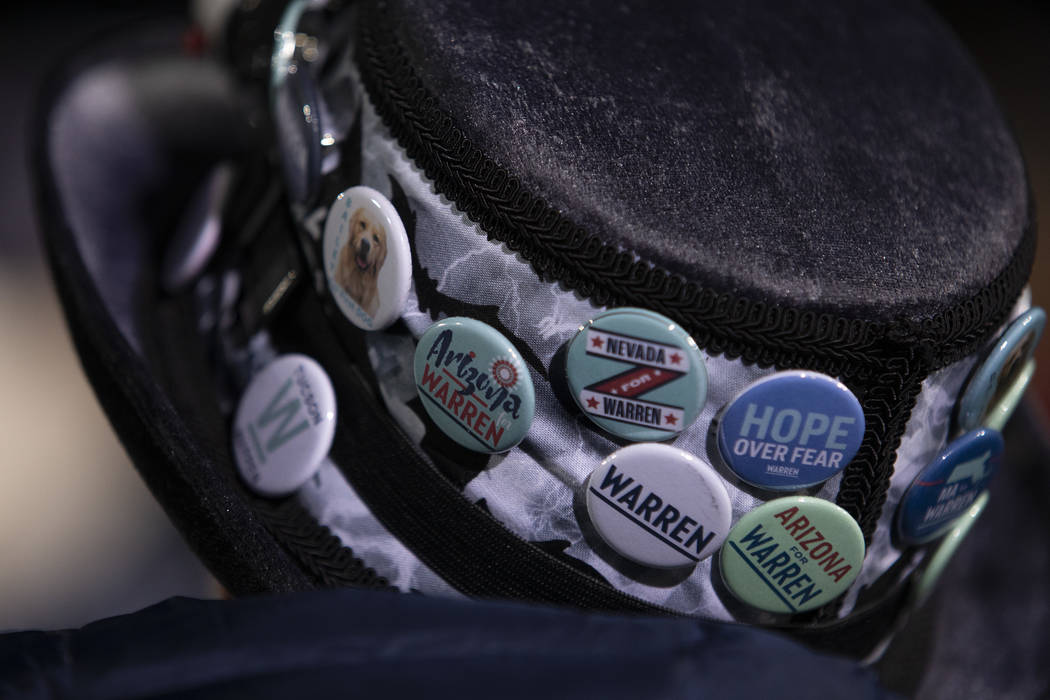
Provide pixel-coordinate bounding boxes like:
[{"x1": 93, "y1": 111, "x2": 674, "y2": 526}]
[
  {"x1": 716, "y1": 371, "x2": 864, "y2": 491},
  {"x1": 897, "y1": 428, "x2": 1002, "y2": 545}
]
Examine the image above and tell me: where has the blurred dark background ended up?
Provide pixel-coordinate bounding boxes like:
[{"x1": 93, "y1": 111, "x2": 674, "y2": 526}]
[
  {"x1": 0, "y1": 1, "x2": 218, "y2": 633},
  {"x1": 0, "y1": 0, "x2": 1046, "y2": 694}
]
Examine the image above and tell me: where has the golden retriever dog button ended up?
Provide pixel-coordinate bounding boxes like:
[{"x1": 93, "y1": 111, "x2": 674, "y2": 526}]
[{"x1": 323, "y1": 186, "x2": 412, "y2": 330}]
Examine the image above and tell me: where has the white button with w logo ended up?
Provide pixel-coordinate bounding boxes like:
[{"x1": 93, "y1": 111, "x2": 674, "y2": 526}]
[{"x1": 232, "y1": 354, "x2": 337, "y2": 497}]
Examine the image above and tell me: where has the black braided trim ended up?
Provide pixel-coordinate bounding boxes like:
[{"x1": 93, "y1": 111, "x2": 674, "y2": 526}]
[
  {"x1": 356, "y1": 3, "x2": 1033, "y2": 375},
  {"x1": 252, "y1": 496, "x2": 396, "y2": 591},
  {"x1": 353, "y1": 2, "x2": 1035, "y2": 550},
  {"x1": 356, "y1": 8, "x2": 890, "y2": 375},
  {"x1": 916, "y1": 204, "x2": 1038, "y2": 368},
  {"x1": 831, "y1": 206, "x2": 1037, "y2": 544},
  {"x1": 835, "y1": 354, "x2": 929, "y2": 544}
]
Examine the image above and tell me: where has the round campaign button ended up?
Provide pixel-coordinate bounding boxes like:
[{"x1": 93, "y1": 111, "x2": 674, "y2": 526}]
[
  {"x1": 716, "y1": 371, "x2": 864, "y2": 491},
  {"x1": 323, "y1": 186, "x2": 412, "y2": 331},
  {"x1": 232, "y1": 354, "x2": 337, "y2": 497},
  {"x1": 565, "y1": 308, "x2": 707, "y2": 441},
  {"x1": 896, "y1": 428, "x2": 1003, "y2": 545},
  {"x1": 720, "y1": 496, "x2": 865, "y2": 614},
  {"x1": 584, "y1": 443, "x2": 731, "y2": 569},
  {"x1": 957, "y1": 307, "x2": 1045, "y2": 432},
  {"x1": 413, "y1": 317, "x2": 535, "y2": 453}
]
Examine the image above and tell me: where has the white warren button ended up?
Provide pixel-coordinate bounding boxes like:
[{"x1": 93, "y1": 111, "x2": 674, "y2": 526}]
[{"x1": 584, "y1": 443, "x2": 731, "y2": 569}]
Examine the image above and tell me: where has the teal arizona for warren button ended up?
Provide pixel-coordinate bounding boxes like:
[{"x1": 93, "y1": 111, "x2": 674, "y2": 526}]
[
  {"x1": 413, "y1": 317, "x2": 535, "y2": 453},
  {"x1": 566, "y1": 308, "x2": 707, "y2": 441},
  {"x1": 719, "y1": 496, "x2": 864, "y2": 614}
]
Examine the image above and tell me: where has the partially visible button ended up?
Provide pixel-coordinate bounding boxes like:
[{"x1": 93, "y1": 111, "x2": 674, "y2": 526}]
[
  {"x1": 565, "y1": 308, "x2": 707, "y2": 442},
  {"x1": 985, "y1": 359, "x2": 1036, "y2": 432},
  {"x1": 913, "y1": 490, "x2": 989, "y2": 607},
  {"x1": 957, "y1": 307, "x2": 1045, "y2": 432},
  {"x1": 716, "y1": 371, "x2": 864, "y2": 491},
  {"x1": 271, "y1": 0, "x2": 320, "y2": 205},
  {"x1": 719, "y1": 496, "x2": 865, "y2": 614},
  {"x1": 161, "y1": 162, "x2": 234, "y2": 293},
  {"x1": 322, "y1": 186, "x2": 412, "y2": 331},
  {"x1": 413, "y1": 317, "x2": 535, "y2": 453},
  {"x1": 232, "y1": 354, "x2": 337, "y2": 497},
  {"x1": 896, "y1": 428, "x2": 1003, "y2": 545},
  {"x1": 584, "y1": 443, "x2": 731, "y2": 569}
]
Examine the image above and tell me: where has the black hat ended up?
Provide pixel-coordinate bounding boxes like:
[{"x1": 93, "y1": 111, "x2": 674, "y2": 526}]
[{"x1": 34, "y1": 0, "x2": 1039, "y2": 663}]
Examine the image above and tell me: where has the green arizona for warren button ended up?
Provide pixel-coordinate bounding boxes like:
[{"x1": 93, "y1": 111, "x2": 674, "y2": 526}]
[{"x1": 719, "y1": 496, "x2": 864, "y2": 614}]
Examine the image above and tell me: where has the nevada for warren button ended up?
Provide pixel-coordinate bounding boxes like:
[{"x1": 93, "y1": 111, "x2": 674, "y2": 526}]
[
  {"x1": 413, "y1": 317, "x2": 535, "y2": 453},
  {"x1": 566, "y1": 307, "x2": 707, "y2": 442}
]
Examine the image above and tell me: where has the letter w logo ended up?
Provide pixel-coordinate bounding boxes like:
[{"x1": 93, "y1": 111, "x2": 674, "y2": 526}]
[{"x1": 256, "y1": 378, "x2": 309, "y2": 453}]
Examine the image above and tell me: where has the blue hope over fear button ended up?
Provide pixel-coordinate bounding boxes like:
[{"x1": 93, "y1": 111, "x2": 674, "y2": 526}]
[{"x1": 716, "y1": 371, "x2": 864, "y2": 491}]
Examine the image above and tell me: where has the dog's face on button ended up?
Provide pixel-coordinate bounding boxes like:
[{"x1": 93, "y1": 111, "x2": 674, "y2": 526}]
[{"x1": 335, "y1": 206, "x2": 388, "y2": 318}]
